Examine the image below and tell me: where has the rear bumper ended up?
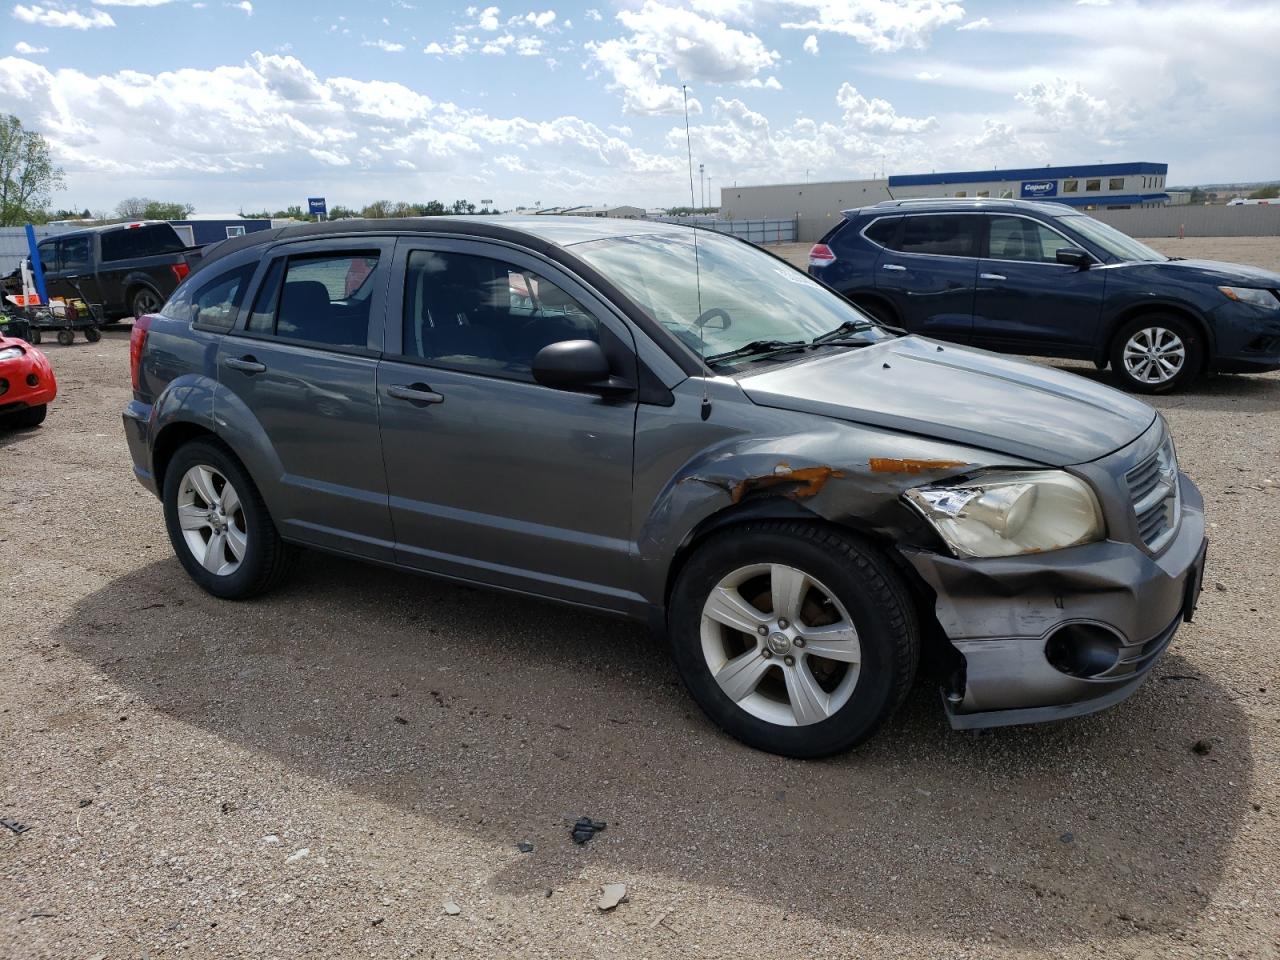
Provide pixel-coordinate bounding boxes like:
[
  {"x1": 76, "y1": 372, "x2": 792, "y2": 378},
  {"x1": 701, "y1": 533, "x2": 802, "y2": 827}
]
[
  {"x1": 902, "y1": 474, "x2": 1206, "y2": 730},
  {"x1": 122, "y1": 399, "x2": 159, "y2": 495}
]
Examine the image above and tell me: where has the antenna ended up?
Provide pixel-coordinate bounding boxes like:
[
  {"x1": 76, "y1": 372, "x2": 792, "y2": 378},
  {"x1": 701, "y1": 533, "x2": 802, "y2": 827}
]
[{"x1": 682, "y1": 84, "x2": 711, "y2": 421}]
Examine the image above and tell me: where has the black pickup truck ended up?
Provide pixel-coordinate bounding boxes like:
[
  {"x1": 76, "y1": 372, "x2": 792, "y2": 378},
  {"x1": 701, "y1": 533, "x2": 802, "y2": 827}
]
[{"x1": 33, "y1": 221, "x2": 203, "y2": 321}]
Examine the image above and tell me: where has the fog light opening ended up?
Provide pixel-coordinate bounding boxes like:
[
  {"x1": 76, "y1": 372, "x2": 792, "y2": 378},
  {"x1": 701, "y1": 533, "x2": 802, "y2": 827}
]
[
  {"x1": 1045, "y1": 623, "x2": 1122, "y2": 678},
  {"x1": 26, "y1": 373, "x2": 39, "y2": 387}
]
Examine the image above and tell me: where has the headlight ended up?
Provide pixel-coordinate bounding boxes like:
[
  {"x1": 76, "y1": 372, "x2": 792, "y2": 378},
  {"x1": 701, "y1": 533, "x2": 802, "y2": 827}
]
[
  {"x1": 0, "y1": 346, "x2": 24, "y2": 361},
  {"x1": 1219, "y1": 286, "x2": 1280, "y2": 310},
  {"x1": 905, "y1": 470, "x2": 1104, "y2": 558}
]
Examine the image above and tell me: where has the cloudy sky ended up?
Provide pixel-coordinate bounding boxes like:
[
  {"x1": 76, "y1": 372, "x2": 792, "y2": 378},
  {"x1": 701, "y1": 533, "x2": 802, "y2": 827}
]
[{"x1": 1, "y1": 0, "x2": 1277, "y2": 214}]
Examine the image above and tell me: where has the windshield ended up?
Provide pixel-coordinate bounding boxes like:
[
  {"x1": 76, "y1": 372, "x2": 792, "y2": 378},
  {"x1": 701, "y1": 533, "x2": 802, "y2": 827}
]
[
  {"x1": 572, "y1": 230, "x2": 890, "y2": 367},
  {"x1": 1060, "y1": 215, "x2": 1167, "y2": 263}
]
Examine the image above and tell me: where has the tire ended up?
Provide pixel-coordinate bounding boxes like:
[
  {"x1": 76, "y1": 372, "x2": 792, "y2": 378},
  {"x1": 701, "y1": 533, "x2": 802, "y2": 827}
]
[
  {"x1": 162, "y1": 438, "x2": 297, "y2": 599},
  {"x1": 131, "y1": 286, "x2": 163, "y2": 319},
  {"x1": 29, "y1": 328, "x2": 41, "y2": 345},
  {"x1": 3, "y1": 404, "x2": 47, "y2": 428},
  {"x1": 85, "y1": 327, "x2": 101, "y2": 343},
  {"x1": 1109, "y1": 314, "x2": 1203, "y2": 394},
  {"x1": 56, "y1": 328, "x2": 74, "y2": 346},
  {"x1": 668, "y1": 521, "x2": 919, "y2": 758}
]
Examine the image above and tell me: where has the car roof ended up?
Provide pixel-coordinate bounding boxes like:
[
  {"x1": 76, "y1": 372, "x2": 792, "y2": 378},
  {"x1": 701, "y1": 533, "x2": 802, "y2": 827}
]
[
  {"x1": 198, "y1": 214, "x2": 690, "y2": 270},
  {"x1": 843, "y1": 197, "x2": 1079, "y2": 218},
  {"x1": 42, "y1": 220, "x2": 176, "y2": 238}
]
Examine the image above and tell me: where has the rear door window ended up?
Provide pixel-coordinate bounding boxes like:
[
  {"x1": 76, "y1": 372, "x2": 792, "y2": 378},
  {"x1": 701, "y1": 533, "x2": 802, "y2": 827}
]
[
  {"x1": 898, "y1": 215, "x2": 981, "y2": 257},
  {"x1": 192, "y1": 264, "x2": 256, "y2": 329},
  {"x1": 245, "y1": 252, "x2": 380, "y2": 349}
]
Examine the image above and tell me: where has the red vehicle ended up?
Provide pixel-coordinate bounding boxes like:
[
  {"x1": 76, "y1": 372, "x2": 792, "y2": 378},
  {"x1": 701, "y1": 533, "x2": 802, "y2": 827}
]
[{"x1": 0, "y1": 334, "x2": 56, "y2": 427}]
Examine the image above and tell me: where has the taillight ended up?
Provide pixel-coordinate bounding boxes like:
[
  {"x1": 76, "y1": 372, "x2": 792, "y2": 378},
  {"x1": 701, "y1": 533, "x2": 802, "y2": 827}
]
[
  {"x1": 130, "y1": 314, "x2": 153, "y2": 392},
  {"x1": 808, "y1": 243, "x2": 836, "y2": 268},
  {"x1": 170, "y1": 263, "x2": 190, "y2": 283}
]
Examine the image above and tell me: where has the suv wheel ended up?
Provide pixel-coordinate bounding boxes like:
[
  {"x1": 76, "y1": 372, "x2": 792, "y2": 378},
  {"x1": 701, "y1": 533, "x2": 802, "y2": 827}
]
[
  {"x1": 162, "y1": 439, "x2": 296, "y2": 599},
  {"x1": 1110, "y1": 315, "x2": 1202, "y2": 394},
  {"x1": 668, "y1": 521, "x2": 919, "y2": 758}
]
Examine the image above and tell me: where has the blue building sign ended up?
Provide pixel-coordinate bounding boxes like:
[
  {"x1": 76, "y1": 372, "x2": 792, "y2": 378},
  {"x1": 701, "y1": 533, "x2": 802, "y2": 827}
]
[
  {"x1": 308, "y1": 197, "x2": 327, "y2": 217},
  {"x1": 1020, "y1": 180, "x2": 1058, "y2": 199}
]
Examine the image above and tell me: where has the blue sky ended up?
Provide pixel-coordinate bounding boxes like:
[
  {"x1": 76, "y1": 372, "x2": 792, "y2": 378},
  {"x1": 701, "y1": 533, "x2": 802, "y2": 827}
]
[{"x1": 1, "y1": 0, "x2": 1277, "y2": 214}]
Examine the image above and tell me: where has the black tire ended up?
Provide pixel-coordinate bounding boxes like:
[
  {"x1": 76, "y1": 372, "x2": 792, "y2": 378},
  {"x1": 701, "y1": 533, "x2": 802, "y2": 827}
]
[
  {"x1": 3, "y1": 404, "x2": 47, "y2": 428},
  {"x1": 56, "y1": 328, "x2": 74, "y2": 346},
  {"x1": 1109, "y1": 314, "x2": 1203, "y2": 394},
  {"x1": 85, "y1": 327, "x2": 101, "y2": 343},
  {"x1": 28, "y1": 327, "x2": 41, "y2": 345},
  {"x1": 668, "y1": 521, "x2": 919, "y2": 758},
  {"x1": 131, "y1": 286, "x2": 163, "y2": 319},
  {"x1": 162, "y1": 438, "x2": 297, "y2": 599}
]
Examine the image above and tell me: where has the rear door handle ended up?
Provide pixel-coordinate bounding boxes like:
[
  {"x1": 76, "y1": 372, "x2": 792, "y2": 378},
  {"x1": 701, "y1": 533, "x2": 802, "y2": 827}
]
[
  {"x1": 881, "y1": 263, "x2": 906, "y2": 272},
  {"x1": 224, "y1": 356, "x2": 267, "y2": 374},
  {"x1": 387, "y1": 382, "x2": 445, "y2": 405},
  {"x1": 980, "y1": 272, "x2": 1006, "y2": 281}
]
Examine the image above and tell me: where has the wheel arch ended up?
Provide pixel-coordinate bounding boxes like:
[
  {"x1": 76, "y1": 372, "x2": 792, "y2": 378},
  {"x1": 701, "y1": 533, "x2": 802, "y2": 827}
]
[{"x1": 152, "y1": 420, "x2": 222, "y2": 495}]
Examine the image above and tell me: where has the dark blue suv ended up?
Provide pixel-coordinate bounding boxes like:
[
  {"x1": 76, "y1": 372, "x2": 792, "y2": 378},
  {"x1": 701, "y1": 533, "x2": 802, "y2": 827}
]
[{"x1": 808, "y1": 198, "x2": 1280, "y2": 393}]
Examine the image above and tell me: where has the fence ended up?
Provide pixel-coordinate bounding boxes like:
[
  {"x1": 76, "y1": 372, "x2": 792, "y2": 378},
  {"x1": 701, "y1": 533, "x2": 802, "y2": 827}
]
[
  {"x1": 0, "y1": 225, "x2": 77, "y2": 277},
  {"x1": 650, "y1": 216, "x2": 797, "y2": 244},
  {"x1": 1089, "y1": 204, "x2": 1280, "y2": 238}
]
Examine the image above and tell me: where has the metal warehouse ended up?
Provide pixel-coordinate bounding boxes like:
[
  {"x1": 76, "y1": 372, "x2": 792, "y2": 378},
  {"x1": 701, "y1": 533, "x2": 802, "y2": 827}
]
[{"x1": 721, "y1": 162, "x2": 1170, "y2": 241}]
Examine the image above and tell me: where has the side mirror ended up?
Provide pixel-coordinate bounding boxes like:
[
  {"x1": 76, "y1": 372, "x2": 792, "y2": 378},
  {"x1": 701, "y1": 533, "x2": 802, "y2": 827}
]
[
  {"x1": 1056, "y1": 247, "x2": 1092, "y2": 269},
  {"x1": 533, "y1": 339, "x2": 632, "y2": 395}
]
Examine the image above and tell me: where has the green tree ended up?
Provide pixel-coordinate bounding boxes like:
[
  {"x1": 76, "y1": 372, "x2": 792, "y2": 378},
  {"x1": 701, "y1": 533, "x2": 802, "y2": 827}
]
[
  {"x1": 1248, "y1": 184, "x2": 1279, "y2": 200},
  {"x1": 450, "y1": 199, "x2": 476, "y2": 215},
  {"x1": 0, "y1": 114, "x2": 64, "y2": 226},
  {"x1": 142, "y1": 200, "x2": 195, "y2": 220}
]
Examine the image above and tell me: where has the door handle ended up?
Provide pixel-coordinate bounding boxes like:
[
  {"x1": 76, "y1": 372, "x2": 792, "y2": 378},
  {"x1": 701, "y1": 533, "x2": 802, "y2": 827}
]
[
  {"x1": 980, "y1": 272, "x2": 1007, "y2": 281},
  {"x1": 224, "y1": 356, "x2": 267, "y2": 374},
  {"x1": 881, "y1": 263, "x2": 906, "y2": 272},
  {"x1": 388, "y1": 382, "x2": 445, "y2": 405}
]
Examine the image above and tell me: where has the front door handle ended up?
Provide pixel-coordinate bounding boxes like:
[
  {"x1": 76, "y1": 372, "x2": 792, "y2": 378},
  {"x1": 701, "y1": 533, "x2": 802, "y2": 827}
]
[
  {"x1": 387, "y1": 382, "x2": 445, "y2": 405},
  {"x1": 881, "y1": 263, "x2": 906, "y2": 272},
  {"x1": 224, "y1": 356, "x2": 267, "y2": 374},
  {"x1": 980, "y1": 272, "x2": 1007, "y2": 281}
]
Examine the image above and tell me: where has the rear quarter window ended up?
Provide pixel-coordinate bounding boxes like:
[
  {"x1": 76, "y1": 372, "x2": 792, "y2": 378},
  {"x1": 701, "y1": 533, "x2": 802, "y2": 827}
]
[{"x1": 861, "y1": 217, "x2": 901, "y2": 250}]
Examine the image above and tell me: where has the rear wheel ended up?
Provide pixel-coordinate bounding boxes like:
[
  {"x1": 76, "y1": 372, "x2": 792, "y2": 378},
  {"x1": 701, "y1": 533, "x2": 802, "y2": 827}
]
[
  {"x1": 131, "y1": 286, "x2": 163, "y2": 319},
  {"x1": 668, "y1": 521, "x2": 919, "y2": 758},
  {"x1": 1110, "y1": 315, "x2": 1202, "y2": 394},
  {"x1": 850, "y1": 297, "x2": 896, "y2": 327},
  {"x1": 162, "y1": 439, "x2": 297, "y2": 599}
]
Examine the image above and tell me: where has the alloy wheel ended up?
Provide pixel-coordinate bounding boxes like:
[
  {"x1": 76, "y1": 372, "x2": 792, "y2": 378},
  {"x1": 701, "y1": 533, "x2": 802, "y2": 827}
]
[
  {"x1": 700, "y1": 563, "x2": 862, "y2": 727},
  {"x1": 176, "y1": 464, "x2": 247, "y2": 576},
  {"x1": 1122, "y1": 326, "x2": 1186, "y2": 385}
]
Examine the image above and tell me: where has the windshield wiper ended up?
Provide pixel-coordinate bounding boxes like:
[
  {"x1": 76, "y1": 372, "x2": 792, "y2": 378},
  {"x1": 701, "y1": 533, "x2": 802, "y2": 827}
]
[
  {"x1": 811, "y1": 319, "x2": 878, "y2": 344},
  {"x1": 705, "y1": 339, "x2": 808, "y2": 365}
]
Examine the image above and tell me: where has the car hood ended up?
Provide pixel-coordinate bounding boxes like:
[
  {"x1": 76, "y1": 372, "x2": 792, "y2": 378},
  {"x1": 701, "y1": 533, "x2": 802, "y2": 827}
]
[
  {"x1": 1126, "y1": 258, "x2": 1280, "y2": 288},
  {"x1": 738, "y1": 336, "x2": 1156, "y2": 467}
]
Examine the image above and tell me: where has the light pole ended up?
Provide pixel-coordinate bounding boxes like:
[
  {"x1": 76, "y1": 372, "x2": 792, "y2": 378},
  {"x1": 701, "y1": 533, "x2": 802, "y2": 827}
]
[
  {"x1": 707, "y1": 176, "x2": 714, "y2": 210},
  {"x1": 699, "y1": 163, "x2": 705, "y2": 210}
]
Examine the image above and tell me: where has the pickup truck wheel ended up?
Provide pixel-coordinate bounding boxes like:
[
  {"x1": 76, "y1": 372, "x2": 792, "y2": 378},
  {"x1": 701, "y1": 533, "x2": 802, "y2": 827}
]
[
  {"x1": 668, "y1": 521, "x2": 919, "y2": 758},
  {"x1": 162, "y1": 439, "x2": 297, "y2": 599},
  {"x1": 1110, "y1": 315, "x2": 1202, "y2": 394},
  {"x1": 131, "y1": 287, "x2": 162, "y2": 318}
]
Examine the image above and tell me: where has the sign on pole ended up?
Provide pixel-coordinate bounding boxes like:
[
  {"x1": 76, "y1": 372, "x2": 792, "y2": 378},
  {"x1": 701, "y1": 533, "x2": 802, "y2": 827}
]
[{"x1": 307, "y1": 197, "x2": 328, "y2": 219}]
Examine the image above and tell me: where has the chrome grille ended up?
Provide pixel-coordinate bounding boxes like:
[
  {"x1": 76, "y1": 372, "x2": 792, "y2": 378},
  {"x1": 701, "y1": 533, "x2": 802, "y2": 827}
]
[{"x1": 1126, "y1": 439, "x2": 1180, "y2": 552}]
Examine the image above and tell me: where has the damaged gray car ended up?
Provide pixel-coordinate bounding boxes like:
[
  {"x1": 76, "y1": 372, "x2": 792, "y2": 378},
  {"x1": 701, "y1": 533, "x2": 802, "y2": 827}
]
[{"x1": 123, "y1": 217, "x2": 1207, "y2": 758}]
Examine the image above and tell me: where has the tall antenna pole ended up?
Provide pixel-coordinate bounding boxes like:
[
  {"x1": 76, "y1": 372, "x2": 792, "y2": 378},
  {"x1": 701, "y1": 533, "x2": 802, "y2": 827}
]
[{"x1": 682, "y1": 84, "x2": 711, "y2": 421}]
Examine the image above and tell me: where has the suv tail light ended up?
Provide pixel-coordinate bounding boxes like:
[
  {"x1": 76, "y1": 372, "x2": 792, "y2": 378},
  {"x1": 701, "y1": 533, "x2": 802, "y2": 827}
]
[
  {"x1": 808, "y1": 243, "x2": 836, "y2": 268},
  {"x1": 130, "y1": 314, "x2": 153, "y2": 392},
  {"x1": 170, "y1": 263, "x2": 190, "y2": 283}
]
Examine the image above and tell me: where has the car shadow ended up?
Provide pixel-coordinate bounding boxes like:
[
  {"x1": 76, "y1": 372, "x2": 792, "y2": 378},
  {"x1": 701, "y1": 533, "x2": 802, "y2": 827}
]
[{"x1": 57, "y1": 553, "x2": 1251, "y2": 946}]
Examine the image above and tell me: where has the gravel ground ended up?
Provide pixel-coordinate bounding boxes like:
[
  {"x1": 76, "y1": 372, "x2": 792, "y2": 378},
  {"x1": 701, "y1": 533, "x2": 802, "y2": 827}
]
[{"x1": 2, "y1": 238, "x2": 1279, "y2": 959}]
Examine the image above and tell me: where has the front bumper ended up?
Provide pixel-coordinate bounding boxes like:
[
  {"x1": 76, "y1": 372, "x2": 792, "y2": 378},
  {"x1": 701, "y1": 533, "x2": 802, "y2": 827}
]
[
  {"x1": 1208, "y1": 299, "x2": 1280, "y2": 373},
  {"x1": 901, "y1": 472, "x2": 1206, "y2": 730}
]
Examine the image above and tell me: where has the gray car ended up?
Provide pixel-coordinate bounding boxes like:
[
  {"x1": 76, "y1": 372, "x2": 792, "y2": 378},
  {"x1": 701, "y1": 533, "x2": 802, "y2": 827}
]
[{"x1": 122, "y1": 217, "x2": 1207, "y2": 758}]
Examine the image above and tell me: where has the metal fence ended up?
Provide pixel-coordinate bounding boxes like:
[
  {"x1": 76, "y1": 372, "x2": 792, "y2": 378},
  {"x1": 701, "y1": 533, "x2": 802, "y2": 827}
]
[
  {"x1": 649, "y1": 216, "x2": 797, "y2": 244},
  {"x1": 0, "y1": 225, "x2": 77, "y2": 277},
  {"x1": 1089, "y1": 204, "x2": 1280, "y2": 238}
]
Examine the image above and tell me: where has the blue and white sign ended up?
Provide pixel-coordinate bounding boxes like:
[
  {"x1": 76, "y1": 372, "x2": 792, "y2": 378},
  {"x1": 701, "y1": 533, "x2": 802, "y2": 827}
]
[
  {"x1": 1020, "y1": 180, "x2": 1058, "y2": 199},
  {"x1": 307, "y1": 197, "x2": 327, "y2": 217}
]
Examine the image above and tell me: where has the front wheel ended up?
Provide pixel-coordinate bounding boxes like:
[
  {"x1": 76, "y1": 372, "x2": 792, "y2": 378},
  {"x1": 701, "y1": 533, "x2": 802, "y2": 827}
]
[
  {"x1": 2, "y1": 404, "x2": 47, "y2": 428},
  {"x1": 1110, "y1": 315, "x2": 1202, "y2": 394},
  {"x1": 162, "y1": 439, "x2": 297, "y2": 599},
  {"x1": 668, "y1": 521, "x2": 919, "y2": 758}
]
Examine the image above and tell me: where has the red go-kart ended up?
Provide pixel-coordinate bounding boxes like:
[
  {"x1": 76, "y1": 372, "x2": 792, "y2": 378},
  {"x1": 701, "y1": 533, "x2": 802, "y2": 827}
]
[{"x1": 0, "y1": 334, "x2": 57, "y2": 428}]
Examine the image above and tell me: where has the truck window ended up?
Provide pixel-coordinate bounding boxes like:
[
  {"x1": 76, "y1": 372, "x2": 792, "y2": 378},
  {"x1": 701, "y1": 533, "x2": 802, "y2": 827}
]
[
  {"x1": 36, "y1": 240, "x2": 60, "y2": 272},
  {"x1": 60, "y1": 236, "x2": 91, "y2": 273},
  {"x1": 100, "y1": 224, "x2": 187, "y2": 262}
]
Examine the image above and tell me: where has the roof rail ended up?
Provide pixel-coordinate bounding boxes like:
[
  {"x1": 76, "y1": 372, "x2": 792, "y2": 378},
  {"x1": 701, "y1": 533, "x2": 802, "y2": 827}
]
[{"x1": 873, "y1": 196, "x2": 1019, "y2": 207}]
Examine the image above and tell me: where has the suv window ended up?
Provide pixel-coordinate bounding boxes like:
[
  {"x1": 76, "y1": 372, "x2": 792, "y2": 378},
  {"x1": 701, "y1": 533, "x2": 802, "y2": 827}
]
[
  {"x1": 985, "y1": 216, "x2": 1075, "y2": 263},
  {"x1": 401, "y1": 249, "x2": 598, "y2": 381},
  {"x1": 898, "y1": 215, "x2": 981, "y2": 258},
  {"x1": 100, "y1": 224, "x2": 186, "y2": 262},
  {"x1": 60, "y1": 235, "x2": 91, "y2": 273},
  {"x1": 862, "y1": 217, "x2": 900, "y2": 249},
  {"x1": 247, "y1": 252, "x2": 380, "y2": 348}
]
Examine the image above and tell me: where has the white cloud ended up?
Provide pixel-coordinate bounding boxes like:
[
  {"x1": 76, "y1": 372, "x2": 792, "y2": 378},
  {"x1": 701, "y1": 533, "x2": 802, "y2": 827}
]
[
  {"x1": 363, "y1": 39, "x2": 406, "y2": 52},
  {"x1": 91, "y1": 0, "x2": 177, "y2": 6},
  {"x1": 1076, "y1": 0, "x2": 1111, "y2": 5},
  {"x1": 585, "y1": 7, "x2": 600, "y2": 20},
  {"x1": 14, "y1": 40, "x2": 48, "y2": 53},
  {"x1": 1015, "y1": 78, "x2": 1115, "y2": 130},
  {"x1": 742, "y1": 75, "x2": 782, "y2": 89},
  {"x1": 914, "y1": 70, "x2": 940, "y2": 81},
  {"x1": 228, "y1": 0, "x2": 252, "y2": 14},
  {"x1": 956, "y1": 17, "x2": 992, "y2": 31},
  {"x1": 480, "y1": 32, "x2": 514, "y2": 54},
  {"x1": 836, "y1": 82, "x2": 937, "y2": 133},
  {"x1": 521, "y1": 9, "x2": 555, "y2": 29},
  {"x1": 477, "y1": 5, "x2": 500, "y2": 30},
  {"x1": 515, "y1": 35, "x2": 542, "y2": 55},
  {"x1": 802, "y1": 33, "x2": 818, "y2": 55},
  {"x1": 12, "y1": 4, "x2": 115, "y2": 28},
  {"x1": 778, "y1": 0, "x2": 964, "y2": 52}
]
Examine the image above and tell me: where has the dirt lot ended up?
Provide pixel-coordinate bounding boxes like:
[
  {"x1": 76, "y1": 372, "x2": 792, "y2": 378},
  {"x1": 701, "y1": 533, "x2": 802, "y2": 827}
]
[{"x1": 2, "y1": 238, "x2": 1279, "y2": 959}]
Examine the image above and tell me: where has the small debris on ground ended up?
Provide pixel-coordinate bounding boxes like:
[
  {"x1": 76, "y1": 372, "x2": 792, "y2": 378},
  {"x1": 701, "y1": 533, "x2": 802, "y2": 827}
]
[
  {"x1": 443, "y1": 900, "x2": 462, "y2": 916},
  {"x1": 516, "y1": 841, "x2": 534, "y2": 853},
  {"x1": 1214, "y1": 581, "x2": 1227, "y2": 592},
  {"x1": 0, "y1": 818, "x2": 30, "y2": 835},
  {"x1": 598, "y1": 884, "x2": 628, "y2": 911},
  {"x1": 1060, "y1": 831, "x2": 1074, "y2": 843},
  {"x1": 571, "y1": 817, "x2": 606, "y2": 845},
  {"x1": 286, "y1": 847, "x2": 310, "y2": 862},
  {"x1": 77, "y1": 799, "x2": 92, "y2": 808},
  {"x1": 1191, "y1": 739, "x2": 1212, "y2": 755}
]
